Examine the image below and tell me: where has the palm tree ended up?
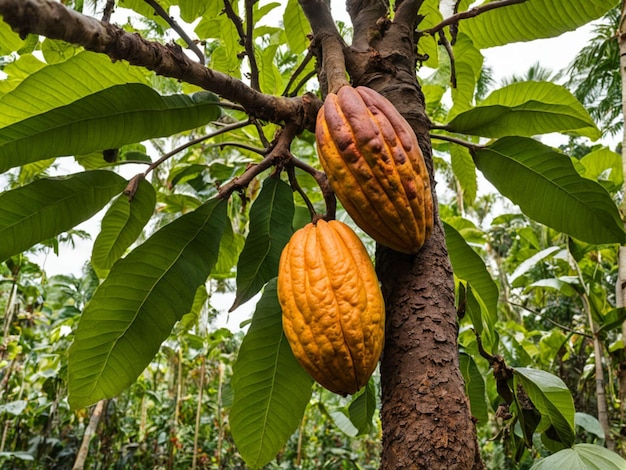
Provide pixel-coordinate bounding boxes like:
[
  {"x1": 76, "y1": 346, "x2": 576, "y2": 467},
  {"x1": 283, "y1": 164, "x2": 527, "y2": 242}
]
[{"x1": 566, "y1": 8, "x2": 621, "y2": 137}]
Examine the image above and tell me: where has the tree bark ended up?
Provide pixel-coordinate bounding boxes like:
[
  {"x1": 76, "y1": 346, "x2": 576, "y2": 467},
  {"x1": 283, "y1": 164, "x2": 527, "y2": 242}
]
[{"x1": 344, "y1": 4, "x2": 483, "y2": 468}]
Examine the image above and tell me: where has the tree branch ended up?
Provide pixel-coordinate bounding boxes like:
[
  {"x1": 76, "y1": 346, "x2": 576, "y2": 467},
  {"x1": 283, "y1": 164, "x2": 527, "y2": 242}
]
[
  {"x1": 299, "y1": 0, "x2": 349, "y2": 94},
  {"x1": 394, "y1": 0, "x2": 426, "y2": 31},
  {"x1": 422, "y1": 0, "x2": 527, "y2": 35},
  {"x1": 143, "y1": 0, "x2": 205, "y2": 64},
  {"x1": 438, "y1": 30, "x2": 456, "y2": 88},
  {"x1": 0, "y1": 0, "x2": 321, "y2": 131},
  {"x1": 223, "y1": 0, "x2": 260, "y2": 90}
]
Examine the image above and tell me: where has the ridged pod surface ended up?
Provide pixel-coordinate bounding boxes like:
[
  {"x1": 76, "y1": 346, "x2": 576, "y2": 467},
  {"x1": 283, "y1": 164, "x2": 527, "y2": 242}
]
[
  {"x1": 316, "y1": 86, "x2": 433, "y2": 253},
  {"x1": 277, "y1": 220, "x2": 385, "y2": 395}
]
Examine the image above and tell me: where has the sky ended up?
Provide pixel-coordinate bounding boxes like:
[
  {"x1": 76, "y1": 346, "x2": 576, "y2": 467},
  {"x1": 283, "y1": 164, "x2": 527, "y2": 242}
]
[{"x1": 19, "y1": 3, "x2": 606, "y2": 328}]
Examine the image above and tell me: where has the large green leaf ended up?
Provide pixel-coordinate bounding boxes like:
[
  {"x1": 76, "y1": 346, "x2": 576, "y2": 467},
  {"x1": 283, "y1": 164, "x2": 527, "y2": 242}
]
[
  {"x1": 513, "y1": 367, "x2": 576, "y2": 447},
  {"x1": 578, "y1": 147, "x2": 623, "y2": 191},
  {"x1": 230, "y1": 279, "x2": 313, "y2": 469},
  {"x1": 68, "y1": 198, "x2": 228, "y2": 409},
  {"x1": 231, "y1": 176, "x2": 294, "y2": 311},
  {"x1": 459, "y1": 0, "x2": 618, "y2": 49},
  {"x1": 0, "y1": 51, "x2": 147, "y2": 129},
  {"x1": 474, "y1": 137, "x2": 626, "y2": 244},
  {"x1": 530, "y1": 444, "x2": 626, "y2": 470},
  {"x1": 443, "y1": 222, "x2": 498, "y2": 320},
  {"x1": 91, "y1": 177, "x2": 157, "y2": 276},
  {"x1": 0, "y1": 170, "x2": 126, "y2": 261},
  {"x1": 459, "y1": 352, "x2": 489, "y2": 426},
  {"x1": 447, "y1": 81, "x2": 600, "y2": 139},
  {"x1": 0, "y1": 84, "x2": 221, "y2": 173}
]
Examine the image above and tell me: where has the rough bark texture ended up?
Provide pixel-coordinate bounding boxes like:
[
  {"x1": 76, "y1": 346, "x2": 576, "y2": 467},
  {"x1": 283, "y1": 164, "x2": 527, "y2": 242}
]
[{"x1": 344, "y1": 2, "x2": 483, "y2": 468}]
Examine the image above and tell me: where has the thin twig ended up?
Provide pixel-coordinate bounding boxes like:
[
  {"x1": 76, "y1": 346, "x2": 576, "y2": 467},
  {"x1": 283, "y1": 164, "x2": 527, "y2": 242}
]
[
  {"x1": 282, "y1": 50, "x2": 315, "y2": 97},
  {"x1": 245, "y1": 0, "x2": 260, "y2": 91},
  {"x1": 508, "y1": 301, "x2": 593, "y2": 338},
  {"x1": 252, "y1": 118, "x2": 271, "y2": 148},
  {"x1": 207, "y1": 141, "x2": 267, "y2": 155},
  {"x1": 291, "y1": 158, "x2": 336, "y2": 220},
  {"x1": 289, "y1": 70, "x2": 317, "y2": 97},
  {"x1": 101, "y1": 0, "x2": 115, "y2": 23},
  {"x1": 218, "y1": 122, "x2": 300, "y2": 199},
  {"x1": 438, "y1": 30, "x2": 456, "y2": 88},
  {"x1": 143, "y1": 119, "x2": 252, "y2": 177},
  {"x1": 222, "y1": 0, "x2": 260, "y2": 90},
  {"x1": 429, "y1": 133, "x2": 481, "y2": 151},
  {"x1": 422, "y1": 0, "x2": 528, "y2": 35},
  {"x1": 143, "y1": 0, "x2": 205, "y2": 64},
  {"x1": 287, "y1": 164, "x2": 317, "y2": 219}
]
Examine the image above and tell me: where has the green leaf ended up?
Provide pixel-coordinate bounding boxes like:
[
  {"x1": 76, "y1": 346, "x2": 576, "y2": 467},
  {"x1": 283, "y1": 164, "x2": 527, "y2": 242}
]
[
  {"x1": 513, "y1": 367, "x2": 576, "y2": 447},
  {"x1": 597, "y1": 308, "x2": 626, "y2": 335},
  {"x1": 443, "y1": 222, "x2": 498, "y2": 319},
  {"x1": 91, "y1": 177, "x2": 157, "y2": 276},
  {"x1": 231, "y1": 176, "x2": 294, "y2": 311},
  {"x1": 509, "y1": 246, "x2": 561, "y2": 283},
  {"x1": 575, "y1": 412, "x2": 605, "y2": 440},
  {"x1": 473, "y1": 137, "x2": 626, "y2": 245},
  {"x1": 347, "y1": 378, "x2": 377, "y2": 435},
  {"x1": 448, "y1": 34, "x2": 483, "y2": 119},
  {"x1": 0, "y1": 170, "x2": 126, "y2": 261},
  {"x1": 416, "y1": 0, "x2": 443, "y2": 68},
  {"x1": 283, "y1": 0, "x2": 309, "y2": 55},
  {"x1": 450, "y1": 143, "x2": 477, "y2": 205},
  {"x1": 230, "y1": 279, "x2": 313, "y2": 469},
  {"x1": 68, "y1": 198, "x2": 228, "y2": 409},
  {"x1": 0, "y1": 16, "x2": 26, "y2": 54},
  {"x1": 0, "y1": 54, "x2": 46, "y2": 98},
  {"x1": 459, "y1": 0, "x2": 617, "y2": 49},
  {"x1": 212, "y1": 221, "x2": 245, "y2": 280},
  {"x1": 448, "y1": 82, "x2": 600, "y2": 139},
  {"x1": 530, "y1": 444, "x2": 626, "y2": 470},
  {"x1": 0, "y1": 84, "x2": 221, "y2": 173},
  {"x1": 459, "y1": 352, "x2": 489, "y2": 426},
  {"x1": 578, "y1": 147, "x2": 623, "y2": 191},
  {"x1": 0, "y1": 51, "x2": 147, "y2": 129}
]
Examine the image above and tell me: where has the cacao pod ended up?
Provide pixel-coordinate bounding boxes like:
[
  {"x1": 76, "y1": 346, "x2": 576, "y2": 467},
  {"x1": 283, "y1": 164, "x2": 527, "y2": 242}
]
[
  {"x1": 277, "y1": 219, "x2": 385, "y2": 395},
  {"x1": 316, "y1": 86, "x2": 433, "y2": 254}
]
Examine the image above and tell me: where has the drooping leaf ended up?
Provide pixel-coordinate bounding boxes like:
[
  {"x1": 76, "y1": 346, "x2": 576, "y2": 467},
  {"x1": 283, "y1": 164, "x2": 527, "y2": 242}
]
[
  {"x1": 283, "y1": 0, "x2": 309, "y2": 55},
  {"x1": 575, "y1": 412, "x2": 605, "y2": 440},
  {"x1": 474, "y1": 137, "x2": 626, "y2": 245},
  {"x1": 0, "y1": 84, "x2": 221, "y2": 173},
  {"x1": 448, "y1": 33, "x2": 483, "y2": 119},
  {"x1": 91, "y1": 177, "x2": 157, "y2": 276},
  {"x1": 0, "y1": 170, "x2": 126, "y2": 261},
  {"x1": 231, "y1": 176, "x2": 294, "y2": 311},
  {"x1": 347, "y1": 378, "x2": 377, "y2": 435},
  {"x1": 509, "y1": 246, "x2": 562, "y2": 284},
  {"x1": 530, "y1": 444, "x2": 626, "y2": 470},
  {"x1": 212, "y1": 221, "x2": 245, "y2": 280},
  {"x1": 513, "y1": 367, "x2": 576, "y2": 447},
  {"x1": 447, "y1": 81, "x2": 600, "y2": 140},
  {"x1": 459, "y1": 352, "x2": 489, "y2": 426},
  {"x1": 450, "y1": 143, "x2": 477, "y2": 205},
  {"x1": 68, "y1": 198, "x2": 228, "y2": 409},
  {"x1": 443, "y1": 222, "x2": 498, "y2": 319},
  {"x1": 459, "y1": 0, "x2": 617, "y2": 49},
  {"x1": 230, "y1": 279, "x2": 313, "y2": 469}
]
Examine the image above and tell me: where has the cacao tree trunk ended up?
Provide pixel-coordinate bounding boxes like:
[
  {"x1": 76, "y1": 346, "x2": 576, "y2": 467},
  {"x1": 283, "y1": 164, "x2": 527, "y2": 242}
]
[{"x1": 345, "y1": 2, "x2": 482, "y2": 468}]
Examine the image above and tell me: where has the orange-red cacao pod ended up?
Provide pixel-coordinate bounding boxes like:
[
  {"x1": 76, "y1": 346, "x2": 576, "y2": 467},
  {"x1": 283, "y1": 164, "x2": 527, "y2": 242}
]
[{"x1": 316, "y1": 86, "x2": 433, "y2": 254}]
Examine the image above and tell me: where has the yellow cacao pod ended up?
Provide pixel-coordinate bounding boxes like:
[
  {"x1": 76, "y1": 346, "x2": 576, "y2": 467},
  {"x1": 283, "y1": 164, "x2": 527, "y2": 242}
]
[
  {"x1": 316, "y1": 86, "x2": 433, "y2": 254},
  {"x1": 277, "y1": 220, "x2": 385, "y2": 395}
]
